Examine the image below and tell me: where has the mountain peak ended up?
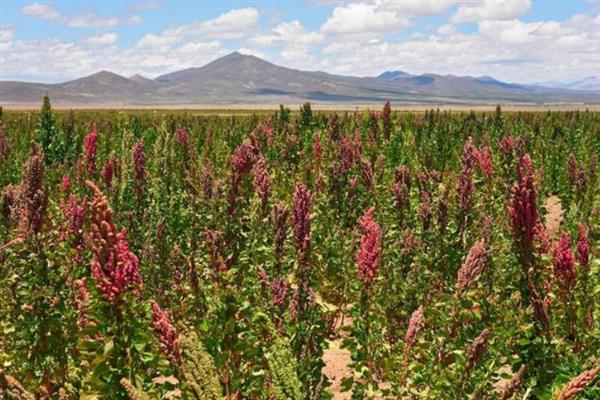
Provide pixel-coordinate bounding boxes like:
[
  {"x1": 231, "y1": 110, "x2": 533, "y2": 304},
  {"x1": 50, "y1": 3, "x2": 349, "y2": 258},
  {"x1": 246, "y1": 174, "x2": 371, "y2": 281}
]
[
  {"x1": 155, "y1": 52, "x2": 278, "y2": 83},
  {"x1": 64, "y1": 70, "x2": 131, "y2": 86},
  {"x1": 377, "y1": 70, "x2": 411, "y2": 81},
  {"x1": 129, "y1": 73, "x2": 153, "y2": 83},
  {"x1": 223, "y1": 51, "x2": 243, "y2": 58},
  {"x1": 216, "y1": 51, "x2": 264, "y2": 64},
  {"x1": 88, "y1": 70, "x2": 126, "y2": 79},
  {"x1": 215, "y1": 51, "x2": 272, "y2": 66}
]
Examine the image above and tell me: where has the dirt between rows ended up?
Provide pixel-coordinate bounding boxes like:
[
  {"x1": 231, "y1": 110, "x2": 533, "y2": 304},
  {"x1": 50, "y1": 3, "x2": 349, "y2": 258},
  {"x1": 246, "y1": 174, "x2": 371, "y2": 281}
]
[
  {"x1": 322, "y1": 315, "x2": 353, "y2": 400},
  {"x1": 544, "y1": 195, "x2": 563, "y2": 238}
]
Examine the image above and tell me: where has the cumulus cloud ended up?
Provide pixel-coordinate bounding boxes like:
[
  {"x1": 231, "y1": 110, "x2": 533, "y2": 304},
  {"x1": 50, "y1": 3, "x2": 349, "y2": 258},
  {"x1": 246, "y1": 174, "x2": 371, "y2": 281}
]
[
  {"x1": 1, "y1": 35, "x2": 227, "y2": 82},
  {"x1": 314, "y1": 13, "x2": 600, "y2": 82},
  {"x1": 437, "y1": 24, "x2": 457, "y2": 36},
  {"x1": 320, "y1": 0, "x2": 460, "y2": 37},
  {"x1": 132, "y1": 2, "x2": 165, "y2": 11},
  {"x1": 382, "y1": 1, "x2": 457, "y2": 16},
  {"x1": 137, "y1": 33, "x2": 178, "y2": 48},
  {"x1": 564, "y1": 12, "x2": 600, "y2": 32},
  {"x1": 67, "y1": 12, "x2": 119, "y2": 28},
  {"x1": 138, "y1": 8, "x2": 260, "y2": 48},
  {"x1": 21, "y1": 3, "x2": 62, "y2": 21},
  {"x1": 320, "y1": 2, "x2": 410, "y2": 35},
  {"x1": 2, "y1": 38, "x2": 98, "y2": 81},
  {"x1": 125, "y1": 15, "x2": 143, "y2": 25},
  {"x1": 84, "y1": 32, "x2": 118, "y2": 45},
  {"x1": 1, "y1": 27, "x2": 14, "y2": 44},
  {"x1": 201, "y1": 8, "x2": 259, "y2": 36},
  {"x1": 303, "y1": 0, "x2": 599, "y2": 83},
  {"x1": 254, "y1": 21, "x2": 322, "y2": 45},
  {"x1": 21, "y1": 3, "x2": 142, "y2": 27},
  {"x1": 452, "y1": 0, "x2": 532, "y2": 23},
  {"x1": 250, "y1": 20, "x2": 323, "y2": 62}
]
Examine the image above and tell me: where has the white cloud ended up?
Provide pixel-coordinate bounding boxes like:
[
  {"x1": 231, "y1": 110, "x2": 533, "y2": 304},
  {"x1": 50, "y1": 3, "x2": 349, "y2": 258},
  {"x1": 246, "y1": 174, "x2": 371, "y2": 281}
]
[
  {"x1": 564, "y1": 12, "x2": 600, "y2": 32},
  {"x1": 452, "y1": 0, "x2": 532, "y2": 23},
  {"x1": 251, "y1": 20, "x2": 322, "y2": 47},
  {"x1": 320, "y1": 2, "x2": 410, "y2": 35},
  {"x1": 21, "y1": 3, "x2": 63, "y2": 21},
  {"x1": 319, "y1": 1, "x2": 459, "y2": 37},
  {"x1": 137, "y1": 33, "x2": 177, "y2": 48},
  {"x1": 437, "y1": 24, "x2": 457, "y2": 35},
  {"x1": 275, "y1": 21, "x2": 323, "y2": 45},
  {"x1": 1, "y1": 28, "x2": 14, "y2": 44},
  {"x1": 2, "y1": 38, "x2": 97, "y2": 81},
  {"x1": 250, "y1": 20, "x2": 323, "y2": 63},
  {"x1": 133, "y1": 2, "x2": 165, "y2": 11},
  {"x1": 67, "y1": 12, "x2": 119, "y2": 28},
  {"x1": 478, "y1": 19, "x2": 574, "y2": 45},
  {"x1": 84, "y1": 32, "x2": 118, "y2": 45},
  {"x1": 21, "y1": 3, "x2": 141, "y2": 27},
  {"x1": 313, "y1": 13, "x2": 600, "y2": 83},
  {"x1": 1, "y1": 35, "x2": 228, "y2": 82},
  {"x1": 200, "y1": 8, "x2": 259, "y2": 35},
  {"x1": 382, "y1": 1, "x2": 457, "y2": 16},
  {"x1": 137, "y1": 8, "x2": 260, "y2": 48},
  {"x1": 125, "y1": 15, "x2": 143, "y2": 25}
]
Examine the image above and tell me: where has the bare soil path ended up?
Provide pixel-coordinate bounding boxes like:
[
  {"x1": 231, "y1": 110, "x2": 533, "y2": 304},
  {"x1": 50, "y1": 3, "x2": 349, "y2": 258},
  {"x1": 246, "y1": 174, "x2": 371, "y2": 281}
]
[
  {"x1": 322, "y1": 316, "x2": 353, "y2": 400},
  {"x1": 544, "y1": 195, "x2": 563, "y2": 238}
]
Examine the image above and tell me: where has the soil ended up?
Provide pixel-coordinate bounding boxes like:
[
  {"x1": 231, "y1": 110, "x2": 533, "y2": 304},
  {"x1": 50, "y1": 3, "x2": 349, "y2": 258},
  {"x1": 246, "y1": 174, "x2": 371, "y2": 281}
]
[
  {"x1": 322, "y1": 315, "x2": 353, "y2": 400},
  {"x1": 322, "y1": 338, "x2": 353, "y2": 400},
  {"x1": 544, "y1": 195, "x2": 563, "y2": 238}
]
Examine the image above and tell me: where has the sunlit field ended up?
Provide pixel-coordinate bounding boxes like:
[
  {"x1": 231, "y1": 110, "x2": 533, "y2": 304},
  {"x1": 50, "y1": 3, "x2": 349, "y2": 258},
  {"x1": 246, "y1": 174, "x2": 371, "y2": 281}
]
[{"x1": 0, "y1": 98, "x2": 599, "y2": 399}]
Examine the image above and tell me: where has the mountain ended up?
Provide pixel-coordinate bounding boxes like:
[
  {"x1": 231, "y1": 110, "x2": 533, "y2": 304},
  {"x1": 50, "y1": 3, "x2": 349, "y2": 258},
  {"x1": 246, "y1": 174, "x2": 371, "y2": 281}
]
[
  {"x1": 569, "y1": 77, "x2": 600, "y2": 91},
  {"x1": 0, "y1": 70, "x2": 159, "y2": 104},
  {"x1": 61, "y1": 71, "x2": 156, "y2": 95},
  {"x1": 1, "y1": 52, "x2": 599, "y2": 106},
  {"x1": 536, "y1": 76, "x2": 600, "y2": 92},
  {"x1": 377, "y1": 70, "x2": 411, "y2": 81},
  {"x1": 568, "y1": 77, "x2": 600, "y2": 91},
  {"x1": 129, "y1": 74, "x2": 154, "y2": 85}
]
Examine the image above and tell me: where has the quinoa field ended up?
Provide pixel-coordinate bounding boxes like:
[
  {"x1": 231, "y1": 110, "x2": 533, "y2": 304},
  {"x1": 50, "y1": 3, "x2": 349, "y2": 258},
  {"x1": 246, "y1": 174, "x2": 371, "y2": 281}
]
[{"x1": 0, "y1": 99, "x2": 599, "y2": 399}]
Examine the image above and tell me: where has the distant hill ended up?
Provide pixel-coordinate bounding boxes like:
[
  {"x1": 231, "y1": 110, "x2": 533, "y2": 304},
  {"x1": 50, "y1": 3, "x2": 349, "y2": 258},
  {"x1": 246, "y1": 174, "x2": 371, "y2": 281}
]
[
  {"x1": 129, "y1": 74, "x2": 155, "y2": 85},
  {"x1": 536, "y1": 76, "x2": 600, "y2": 92},
  {"x1": 377, "y1": 70, "x2": 411, "y2": 81},
  {"x1": 1, "y1": 52, "x2": 599, "y2": 105}
]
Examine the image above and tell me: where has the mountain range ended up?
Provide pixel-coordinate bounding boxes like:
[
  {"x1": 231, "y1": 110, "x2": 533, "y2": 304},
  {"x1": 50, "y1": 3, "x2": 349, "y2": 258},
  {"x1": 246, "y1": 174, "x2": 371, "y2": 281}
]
[
  {"x1": 535, "y1": 76, "x2": 600, "y2": 92},
  {"x1": 1, "y1": 52, "x2": 599, "y2": 106}
]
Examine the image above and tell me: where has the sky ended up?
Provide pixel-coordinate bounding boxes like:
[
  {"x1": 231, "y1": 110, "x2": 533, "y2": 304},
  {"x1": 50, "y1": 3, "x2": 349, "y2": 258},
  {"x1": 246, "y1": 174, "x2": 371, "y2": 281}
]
[{"x1": 1, "y1": 0, "x2": 599, "y2": 84}]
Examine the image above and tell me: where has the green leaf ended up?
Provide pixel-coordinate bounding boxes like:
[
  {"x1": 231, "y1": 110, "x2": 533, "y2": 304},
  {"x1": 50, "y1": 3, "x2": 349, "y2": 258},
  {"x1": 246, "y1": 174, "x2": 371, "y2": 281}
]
[{"x1": 103, "y1": 339, "x2": 114, "y2": 356}]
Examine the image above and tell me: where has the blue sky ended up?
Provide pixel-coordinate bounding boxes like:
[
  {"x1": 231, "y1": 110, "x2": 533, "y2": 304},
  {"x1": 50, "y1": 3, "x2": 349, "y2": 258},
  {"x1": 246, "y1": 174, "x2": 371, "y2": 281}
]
[{"x1": 1, "y1": 1, "x2": 599, "y2": 83}]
